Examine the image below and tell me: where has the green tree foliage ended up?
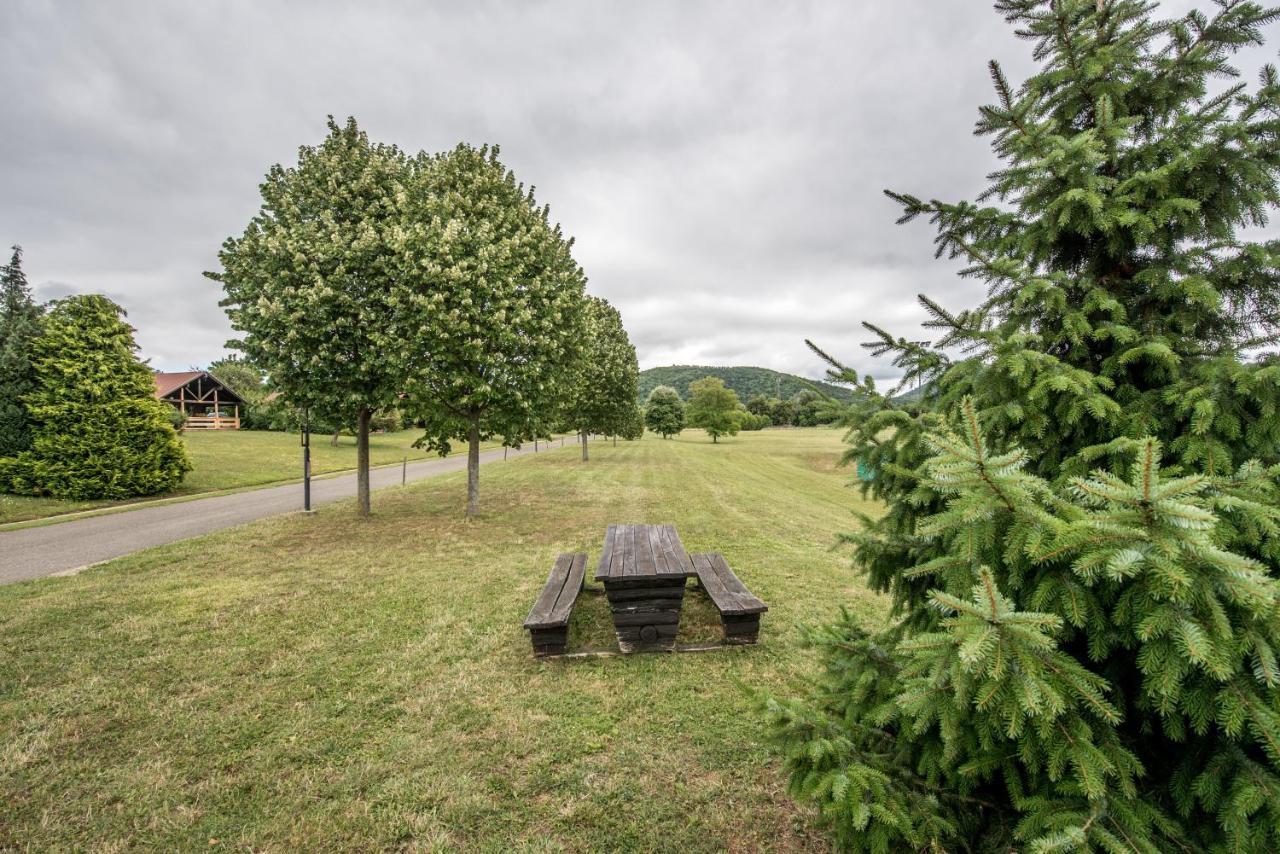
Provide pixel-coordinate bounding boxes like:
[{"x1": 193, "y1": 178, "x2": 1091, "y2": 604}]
[
  {"x1": 207, "y1": 355, "x2": 264, "y2": 402},
  {"x1": 0, "y1": 246, "x2": 42, "y2": 457},
  {"x1": 685, "y1": 377, "x2": 742, "y2": 443},
  {"x1": 567, "y1": 296, "x2": 639, "y2": 461},
  {"x1": 619, "y1": 404, "x2": 645, "y2": 441},
  {"x1": 773, "y1": 2, "x2": 1280, "y2": 850},
  {"x1": 638, "y1": 365, "x2": 854, "y2": 404},
  {"x1": 1, "y1": 295, "x2": 190, "y2": 499},
  {"x1": 393, "y1": 143, "x2": 586, "y2": 516},
  {"x1": 737, "y1": 410, "x2": 771, "y2": 431},
  {"x1": 644, "y1": 385, "x2": 686, "y2": 438},
  {"x1": 210, "y1": 117, "x2": 407, "y2": 516}
]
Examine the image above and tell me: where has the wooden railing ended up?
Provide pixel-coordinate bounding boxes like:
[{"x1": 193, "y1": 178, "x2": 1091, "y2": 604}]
[{"x1": 184, "y1": 415, "x2": 240, "y2": 430}]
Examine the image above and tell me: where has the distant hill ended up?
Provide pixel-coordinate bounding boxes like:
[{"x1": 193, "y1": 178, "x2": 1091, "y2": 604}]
[{"x1": 637, "y1": 365, "x2": 856, "y2": 403}]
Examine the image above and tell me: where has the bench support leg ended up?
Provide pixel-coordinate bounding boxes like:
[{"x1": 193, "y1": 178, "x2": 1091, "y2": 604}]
[
  {"x1": 529, "y1": 626, "x2": 569, "y2": 657},
  {"x1": 721, "y1": 614, "x2": 760, "y2": 644}
]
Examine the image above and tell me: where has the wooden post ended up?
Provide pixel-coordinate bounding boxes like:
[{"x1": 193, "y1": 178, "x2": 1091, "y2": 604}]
[
  {"x1": 402, "y1": 455, "x2": 407, "y2": 486},
  {"x1": 213, "y1": 388, "x2": 220, "y2": 428}
]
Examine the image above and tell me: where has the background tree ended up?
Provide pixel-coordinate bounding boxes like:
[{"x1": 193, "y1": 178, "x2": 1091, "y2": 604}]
[
  {"x1": 772, "y1": 2, "x2": 1280, "y2": 851},
  {"x1": 209, "y1": 117, "x2": 406, "y2": 516},
  {"x1": 567, "y1": 296, "x2": 639, "y2": 461},
  {"x1": 744, "y1": 393, "x2": 772, "y2": 418},
  {"x1": 685, "y1": 376, "x2": 741, "y2": 443},
  {"x1": 206, "y1": 354, "x2": 264, "y2": 402},
  {"x1": 0, "y1": 246, "x2": 42, "y2": 457},
  {"x1": 1, "y1": 295, "x2": 190, "y2": 499},
  {"x1": 619, "y1": 403, "x2": 645, "y2": 441},
  {"x1": 393, "y1": 143, "x2": 586, "y2": 516},
  {"x1": 644, "y1": 385, "x2": 686, "y2": 438}
]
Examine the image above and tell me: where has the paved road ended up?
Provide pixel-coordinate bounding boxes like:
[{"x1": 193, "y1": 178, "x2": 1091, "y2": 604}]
[{"x1": 0, "y1": 440, "x2": 570, "y2": 585}]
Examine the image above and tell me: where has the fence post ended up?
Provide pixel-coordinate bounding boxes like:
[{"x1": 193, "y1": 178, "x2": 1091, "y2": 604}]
[{"x1": 402, "y1": 455, "x2": 407, "y2": 486}]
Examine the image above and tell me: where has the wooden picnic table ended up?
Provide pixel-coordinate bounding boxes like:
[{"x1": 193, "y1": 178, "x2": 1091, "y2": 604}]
[{"x1": 594, "y1": 524, "x2": 695, "y2": 652}]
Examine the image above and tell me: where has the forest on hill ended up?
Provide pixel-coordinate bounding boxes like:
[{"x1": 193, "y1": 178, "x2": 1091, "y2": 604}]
[{"x1": 637, "y1": 365, "x2": 854, "y2": 403}]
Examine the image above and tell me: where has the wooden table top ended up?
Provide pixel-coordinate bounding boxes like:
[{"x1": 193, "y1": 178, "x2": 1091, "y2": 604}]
[{"x1": 594, "y1": 524, "x2": 695, "y2": 582}]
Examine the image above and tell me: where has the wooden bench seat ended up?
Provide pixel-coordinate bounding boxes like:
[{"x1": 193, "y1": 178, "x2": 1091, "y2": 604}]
[
  {"x1": 523, "y1": 553, "x2": 587, "y2": 656},
  {"x1": 690, "y1": 553, "x2": 767, "y2": 644}
]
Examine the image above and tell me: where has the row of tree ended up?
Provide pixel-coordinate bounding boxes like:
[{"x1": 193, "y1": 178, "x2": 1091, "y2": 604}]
[
  {"x1": 211, "y1": 118, "x2": 639, "y2": 516},
  {"x1": 770, "y1": 2, "x2": 1280, "y2": 852},
  {"x1": 744, "y1": 389, "x2": 838, "y2": 427},
  {"x1": 642, "y1": 376, "x2": 785, "y2": 441},
  {"x1": 0, "y1": 247, "x2": 190, "y2": 499}
]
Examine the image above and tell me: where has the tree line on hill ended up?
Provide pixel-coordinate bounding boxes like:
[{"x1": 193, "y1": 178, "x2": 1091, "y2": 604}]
[
  {"x1": 640, "y1": 376, "x2": 842, "y2": 440},
  {"x1": 637, "y1": 364, "x2": 855, "y2": 404},
  {"x1": 769, "y1": 3, "x2": 1280, "y2": 852},
  {"x1": 0, "y1": 120, "x2": 642, "y2": 514}
]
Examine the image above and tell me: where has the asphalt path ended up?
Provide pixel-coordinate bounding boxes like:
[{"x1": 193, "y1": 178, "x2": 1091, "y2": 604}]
[{"x1": 0, "y1": 439, "x2": 569, "y2": 585}]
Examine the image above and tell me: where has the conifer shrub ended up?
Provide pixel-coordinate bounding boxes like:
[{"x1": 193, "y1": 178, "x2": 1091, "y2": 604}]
[
  {"x1": 771, "y1": 2, "x2": 1280, "y2": 850},
  {"x1": 5, "y1": 295, "x2": 190, "y2": 499}
]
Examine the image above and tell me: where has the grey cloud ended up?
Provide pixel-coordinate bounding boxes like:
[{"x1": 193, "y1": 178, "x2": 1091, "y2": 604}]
[{"x1": 2, "y1": 1, "x2": 1275, "y2": 388}]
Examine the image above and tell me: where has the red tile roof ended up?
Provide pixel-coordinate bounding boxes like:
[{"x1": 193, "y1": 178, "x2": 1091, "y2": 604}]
[{"x1": 154, "y1": 371, "x2": 205, "y2": 398}]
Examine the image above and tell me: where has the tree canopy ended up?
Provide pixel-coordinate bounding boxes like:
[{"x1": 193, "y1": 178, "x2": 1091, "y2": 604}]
[
  {"x1": 685, "y1": 376, "x2": 741, "y2": 443},
  {"x1": 393, "y1": 143, "x2": 587, "y2": 515},
  {"x1": 644, "y1": 385, "x2": 686, "y2": 438},
  {"x1": 0, "y1": 295, "x2": 190, "y2": 499},
  {"x1": 210, "y1": 117, "x2": 407, "y2": 516},
  {"x1": 772, "y1": 2, "x2": 1280, "y2": 851}
]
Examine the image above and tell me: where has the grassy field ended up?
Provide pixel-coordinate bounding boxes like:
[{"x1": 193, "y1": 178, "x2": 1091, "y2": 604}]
[
  {"x1": 0, "y1": 428, "x2": 885, "y2": 851},
  {"x1": 0, "y1": 428, "x2": 512, "y2": 525}
]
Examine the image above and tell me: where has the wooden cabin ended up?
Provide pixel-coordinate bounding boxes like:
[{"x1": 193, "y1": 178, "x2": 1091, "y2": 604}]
[{"x1": 154, "y1": 371, "x2": 245, "y2": 430}]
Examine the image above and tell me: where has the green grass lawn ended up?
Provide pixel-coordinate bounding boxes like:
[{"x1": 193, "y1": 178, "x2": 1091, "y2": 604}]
[
  {"x1": 0, "y1": 428, "x2": 885, "y2": 851},
  {"x1": 0, "y1": 428, "x2": 518, "y2": 525}
]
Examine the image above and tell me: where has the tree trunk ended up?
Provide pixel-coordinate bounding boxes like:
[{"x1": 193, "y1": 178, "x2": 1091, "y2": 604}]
[
  {"x1": 466, "y1": 416, "x2": 481, "y2": 517},
  {"x1": 356, "y1": 408, "x2": 371, "y2": 517},
  {"x1": 613, "y1": 435, "x2": 617, "y2": 447},
  {"x1": 331, "y1": 428, "x2": 341, "y2": 446},
  {"x1": 581, "y1": 430, "x2": 589, "y2": 461},
  {"x1": 712, "y1": 433, "x2": 718, "y2": 443}
]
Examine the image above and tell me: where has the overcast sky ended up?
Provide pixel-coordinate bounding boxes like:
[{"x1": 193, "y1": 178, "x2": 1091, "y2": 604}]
[{"x1": 2, "y1": 2, "x2": 1276, "y2": 386}]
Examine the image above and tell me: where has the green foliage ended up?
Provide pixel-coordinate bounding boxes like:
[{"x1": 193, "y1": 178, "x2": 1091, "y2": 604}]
[
  {"x1": 638, "y1": 365, "x2": 854, "y2": 404},
  {"x1": 0, "y1": 246, "x2": 43, "y2": 457},
  {"x1": 567, "y1": 296, "x2": 640, "y2": 451},
  {"x1": 744, "y1": 390, "x2": 839, "y2": 427},
  {"x1": 2, "y1": 295, "x2": 190, "y2": 499},
  {"x1": 207, "y1": 355, "x2": 264, "y2": 402},
  {"x1": 685, "y1": 377, "x2": 742, "y2": 443},
  {"x1": 211, "y1": 117, "x2": 406, "y2": 424},
  {"x1": 776, "y1": 2, "x2": 1280, "y2": 851},
  {"x1": 644, "y1": 385, "x2": 686, "y2": 438},
  {"x1": 392, "y1": 143, "x2": 586, "y2": 513},
  {"x1": 619, "y1": 404, "x2": 645, "y2": 441},
  {"x1": 737, "y1": 410, "x2": 771, "y2": 431}
]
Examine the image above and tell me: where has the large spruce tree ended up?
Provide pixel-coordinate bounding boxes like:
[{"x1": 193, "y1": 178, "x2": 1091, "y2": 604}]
[
  {"x1": 3, "y1": 295, "x2": 190, "y2": 499},
  {"x1": 0, "y1": 246, "x2": 42, "y2": 457},
  {"x1": 772, "y1": 2, "x2": 1280, "y2": 851}
]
